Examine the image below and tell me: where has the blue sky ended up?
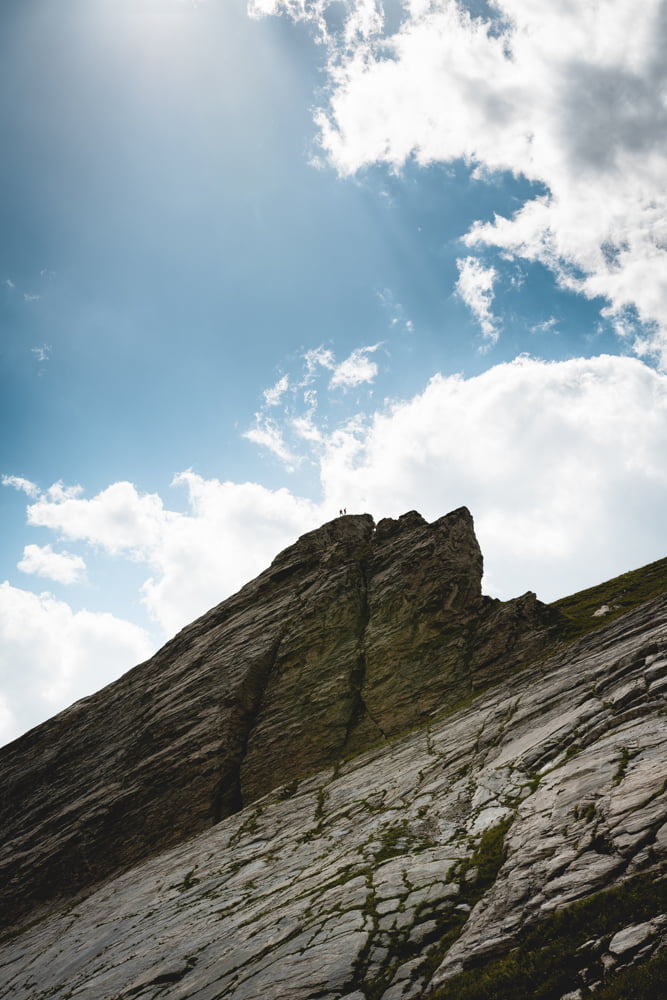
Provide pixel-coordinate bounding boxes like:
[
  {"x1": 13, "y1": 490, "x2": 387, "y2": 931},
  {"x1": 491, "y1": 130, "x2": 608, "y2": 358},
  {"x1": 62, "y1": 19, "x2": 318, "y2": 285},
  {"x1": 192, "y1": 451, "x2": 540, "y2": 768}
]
[{"x1": 2, "y1": 0, "x2": 667, "y2": 744}]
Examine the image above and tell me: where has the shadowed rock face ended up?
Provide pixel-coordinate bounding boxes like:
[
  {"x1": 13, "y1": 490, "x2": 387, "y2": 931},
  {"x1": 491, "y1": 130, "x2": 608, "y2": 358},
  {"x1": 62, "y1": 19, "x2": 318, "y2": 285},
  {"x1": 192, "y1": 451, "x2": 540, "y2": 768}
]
[{"x1": 0, "y1": 508, "x2": 560, "y2": 933}]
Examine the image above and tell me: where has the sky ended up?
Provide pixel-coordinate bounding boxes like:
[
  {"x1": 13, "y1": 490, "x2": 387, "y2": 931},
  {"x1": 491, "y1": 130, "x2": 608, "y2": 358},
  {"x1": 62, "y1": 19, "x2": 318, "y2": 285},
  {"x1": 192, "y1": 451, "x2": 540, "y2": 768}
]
[{"x1": 2, "y1": 0, "x2": 667, "y2": 745}]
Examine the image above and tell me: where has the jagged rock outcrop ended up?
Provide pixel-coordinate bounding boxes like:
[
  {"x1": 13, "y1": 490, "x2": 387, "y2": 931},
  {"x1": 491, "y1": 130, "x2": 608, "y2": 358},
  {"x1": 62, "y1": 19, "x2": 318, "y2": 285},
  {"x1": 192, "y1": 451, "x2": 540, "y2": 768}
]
[
  {"x1": 0, "y1": 509, "x2": 559, "y2": 933},
  {"x1": 1, "y1": 509, "x2": 666, "y2": 1000}
]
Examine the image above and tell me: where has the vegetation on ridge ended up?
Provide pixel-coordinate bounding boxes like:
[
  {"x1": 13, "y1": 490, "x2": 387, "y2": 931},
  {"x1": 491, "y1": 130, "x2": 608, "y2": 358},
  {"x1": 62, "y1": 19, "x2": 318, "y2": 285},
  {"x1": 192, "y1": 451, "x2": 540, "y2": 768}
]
[{"x1": 551, "y1": 555, "x2": 667, "y2": 642}]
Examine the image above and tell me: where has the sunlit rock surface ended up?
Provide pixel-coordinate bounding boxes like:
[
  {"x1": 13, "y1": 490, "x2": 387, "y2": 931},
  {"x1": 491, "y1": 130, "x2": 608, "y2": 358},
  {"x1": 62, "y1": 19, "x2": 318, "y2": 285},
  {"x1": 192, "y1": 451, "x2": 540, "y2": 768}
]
[{"x1": 0, "y1": 511, "x2": 665, "y2": 1000}]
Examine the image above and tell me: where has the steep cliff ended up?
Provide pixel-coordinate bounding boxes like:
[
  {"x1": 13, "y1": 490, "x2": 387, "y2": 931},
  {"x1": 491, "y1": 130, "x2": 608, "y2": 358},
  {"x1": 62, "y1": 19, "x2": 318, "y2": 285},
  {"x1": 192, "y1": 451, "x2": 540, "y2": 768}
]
[
  {"x1": 0, "y1": 508, "x2": 559, "y2": 933},
  {"x1": 1, "y1": 510, "x2": 665, "y2": 1000}
]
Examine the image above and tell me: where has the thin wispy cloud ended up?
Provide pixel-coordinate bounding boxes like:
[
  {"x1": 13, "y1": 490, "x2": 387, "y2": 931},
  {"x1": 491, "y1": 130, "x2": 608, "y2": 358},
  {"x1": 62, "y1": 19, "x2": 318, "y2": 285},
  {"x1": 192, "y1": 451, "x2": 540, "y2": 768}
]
[
  {"x1": 31, "y1": 344, "x2": 51, "y2": 363},
  {"x1": 263, "y1": 374, "x2": 290, "y2": 407},
  {"x1": 455, "y1": 257, "x2": 499, "y2": 346},
  {"x1": 2, "y1": 475, "x2": 41, "y2": 498},
  {"x1": 377, "y1": 288, "x2": 415, "y2": 334},
  {"x1": 302, "y1": 346, "x2": 336, "y2": 383},
  {"x1": 244, "y1": 420, "x2": 300, "y2": 468},
  {"x1": 244, "y1": 343, "x2": 382, "y2": 467},
  {"x1": 531, "y1": 317, "x2": 559, "y2": 336}
]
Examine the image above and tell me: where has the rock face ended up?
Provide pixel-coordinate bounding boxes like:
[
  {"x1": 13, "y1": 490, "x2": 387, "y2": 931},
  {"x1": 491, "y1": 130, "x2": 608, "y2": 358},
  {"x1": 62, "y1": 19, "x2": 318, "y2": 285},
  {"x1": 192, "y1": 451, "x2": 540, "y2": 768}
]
[
  {"x1": 0, "y1": 509, "x2": 558, "y2": 933},
  {"x1": 1, "y1": 509, "x2": 666, "y2": 1000}
]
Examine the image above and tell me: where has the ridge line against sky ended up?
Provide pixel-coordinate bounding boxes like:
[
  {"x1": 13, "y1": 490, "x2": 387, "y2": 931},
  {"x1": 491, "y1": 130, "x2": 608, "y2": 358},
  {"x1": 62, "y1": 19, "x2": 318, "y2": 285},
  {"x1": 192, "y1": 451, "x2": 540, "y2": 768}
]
[{"x1": 1, "y1": 0, "x2": 667, "y2": 744}]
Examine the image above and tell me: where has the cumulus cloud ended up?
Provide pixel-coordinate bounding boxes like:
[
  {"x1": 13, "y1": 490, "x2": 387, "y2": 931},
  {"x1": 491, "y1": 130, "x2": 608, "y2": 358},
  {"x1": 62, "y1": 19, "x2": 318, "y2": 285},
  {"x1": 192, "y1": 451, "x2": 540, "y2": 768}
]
[
  {"x1": 256, "y1": 0, "x2": 667, "y2": 365},
  {"x1": 18, "y1": 544, "x2": 87, "y2": 585},
  {"x1": 455, "y1": 257, "x2": 498, "y2": 345},
  {"x1": 140, "y1": 472, "x2": 321, "y2": 633},
  {"x1": 16, "y1": 472, "x2": 321, "y2": 635},
  {"x1": 317, "y1": 354, "x2": 667, "y2": 600},
  {"x1": 0, "y1": 583, "x2": 153, "y2": 746},
  {"x1": 12, "y1": 353, "x2": 667, "y2": 642},
  {"x1": 26, "y1": 480, "x2": 177, "y2": 555}
]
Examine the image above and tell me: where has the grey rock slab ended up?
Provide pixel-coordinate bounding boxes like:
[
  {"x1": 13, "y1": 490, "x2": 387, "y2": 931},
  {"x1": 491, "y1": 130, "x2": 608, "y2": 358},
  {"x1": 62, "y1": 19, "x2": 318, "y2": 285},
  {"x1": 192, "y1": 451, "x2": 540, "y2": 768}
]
[
  {"x1": 405, "y1": 882, "x2": 458, "y2": 910},
  {"x1": 608, "y1": 918, "x2": 662, "y2": 955},
  {"x1": 377, "y1": 896, "x2": 402, "y2": 915},
  {"x1": 409, "y1": 919, "x2": 438, "y2": 944},
  {"x1": 393, "y1": 907, "x2": 417, "y2": 931}
]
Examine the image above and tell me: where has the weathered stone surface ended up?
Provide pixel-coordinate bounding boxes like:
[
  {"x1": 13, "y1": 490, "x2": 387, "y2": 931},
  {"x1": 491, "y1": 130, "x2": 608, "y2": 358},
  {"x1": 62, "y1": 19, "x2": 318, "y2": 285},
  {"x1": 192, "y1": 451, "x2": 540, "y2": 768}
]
[
  {"x1": 0, "y1": 508, "x2": 560, "y2": 932},
  {"x1": 0, "y1": 584, "x2": 666, "y2": 1000}
]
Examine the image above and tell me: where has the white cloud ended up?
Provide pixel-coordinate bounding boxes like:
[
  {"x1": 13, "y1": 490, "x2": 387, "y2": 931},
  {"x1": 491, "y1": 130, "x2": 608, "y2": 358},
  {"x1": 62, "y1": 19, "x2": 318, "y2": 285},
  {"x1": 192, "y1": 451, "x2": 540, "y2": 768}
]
[
  {"x1": 330, "y1": 344, "x2": 381, "y2": 388},
  {"x1": 26, "y1": 480, "x2": 177, "y2": 555},
  {"x1": 24, "y1": 293, "x2": 41, "y2": 303},
  {"x1": 316, "y1": 354, "x2": 667, "y2": 600},
  {"x1": 244, "y1": 343, "x2": 381, "y2": 467},
  {"x1": 455, "y1": 257, "x2": 498, "y2": 345},
  {"x1": 259, "y1": 0, "x2": 667, "y2": 365},
  {"x1": 3, "y1": 278, "x2": 15, "y2": 290},
  {"x1": 181, "y1": 353, "x2": 667, "y2": 612},
  {"x1": 0, "y1": 692, "x2": 17, "y2": 749},
  {"x1": 292, "y1": 408, "x2": 323, "y2": 443},
  {"x1": 16, "y1": 471, "x2": 322, "y2": 636},
  {"x1": 14, "y1": 353, "x2": 667, "y2": 641},
  {"x1": 17, "y1": 544, "x2": 87, "y2": 585},
  {"x1": 247, "y1": 0, "x2": 332, "y2": 37},
  {"x1": 140, "y1": 472, "x2": 321, "y2": 633},
  {"x1": 531, "y1": 317, "x2": 558, "y2": 336},
  {"x1": 0, "y1": 583, "x2": 154, "y2": 746},
  {"x1": 2, "y1": 475, "x2": 40, "y2": 498},
  {"x1": 303, "y1": 346, "x2": 336, "y2": 381},
  {"x1": 244, "y1": 419, "x2": 301, "y2": 467},
  {"x1": 263, "y1": 374, "x2": 290, "y2": 407}
]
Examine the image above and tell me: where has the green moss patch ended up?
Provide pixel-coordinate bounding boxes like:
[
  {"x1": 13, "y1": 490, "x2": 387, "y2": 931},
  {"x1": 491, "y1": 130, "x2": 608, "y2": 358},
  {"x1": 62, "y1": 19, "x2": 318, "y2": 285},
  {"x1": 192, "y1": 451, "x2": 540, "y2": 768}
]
[
  {"x1": 551, "y1": 556, "x2": 667, "y2": 643},
  {"x1": 427, "y1": 869, "x2": 667, "y2": 1000}
]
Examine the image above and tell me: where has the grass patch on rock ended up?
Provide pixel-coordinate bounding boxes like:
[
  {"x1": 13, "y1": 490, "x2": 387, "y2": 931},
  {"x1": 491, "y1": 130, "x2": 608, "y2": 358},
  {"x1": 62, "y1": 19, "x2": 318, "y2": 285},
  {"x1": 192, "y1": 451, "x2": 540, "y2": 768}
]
[
  {"x1": 551, "y1": 556, "x2": 667, "y2": 642},
  {"x1": 427, "y1": 869, "x2": 667, "y2": 1000}
]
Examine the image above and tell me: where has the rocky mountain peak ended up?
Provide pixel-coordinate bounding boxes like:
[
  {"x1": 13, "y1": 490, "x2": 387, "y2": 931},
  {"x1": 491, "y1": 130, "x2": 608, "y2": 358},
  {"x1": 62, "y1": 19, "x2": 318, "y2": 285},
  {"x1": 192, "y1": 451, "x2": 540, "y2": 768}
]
[
  {"x1": 0, "y1": 507, "x2": 553, "y2": 933},
  {"x1": 5, "y1": 510, "x2": 664, "y2": 1000}
]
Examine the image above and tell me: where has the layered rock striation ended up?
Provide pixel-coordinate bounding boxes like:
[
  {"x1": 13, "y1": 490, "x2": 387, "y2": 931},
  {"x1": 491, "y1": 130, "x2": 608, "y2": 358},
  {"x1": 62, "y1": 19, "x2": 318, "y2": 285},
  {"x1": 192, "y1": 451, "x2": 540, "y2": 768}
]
[
  {"x1": 1, "y1": 508, "x2": 666, "y2": 1000},
  {"x1": 1, "y1": 588, "x2": 665, "y2": 1000},
  {"x1": 0, "y1": 509, "x2": 559, "y2": 933}
]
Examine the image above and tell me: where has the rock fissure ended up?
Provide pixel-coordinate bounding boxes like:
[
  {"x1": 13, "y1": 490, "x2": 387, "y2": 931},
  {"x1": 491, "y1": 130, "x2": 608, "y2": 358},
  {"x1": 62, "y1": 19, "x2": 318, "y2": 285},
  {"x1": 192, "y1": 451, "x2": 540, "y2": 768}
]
[
  {"x1": 345, "y1": 557, "x2": 388, "y2": 749},
  {"x1": 213, "y1": 632, "x2": 290, "y2": 822}
]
